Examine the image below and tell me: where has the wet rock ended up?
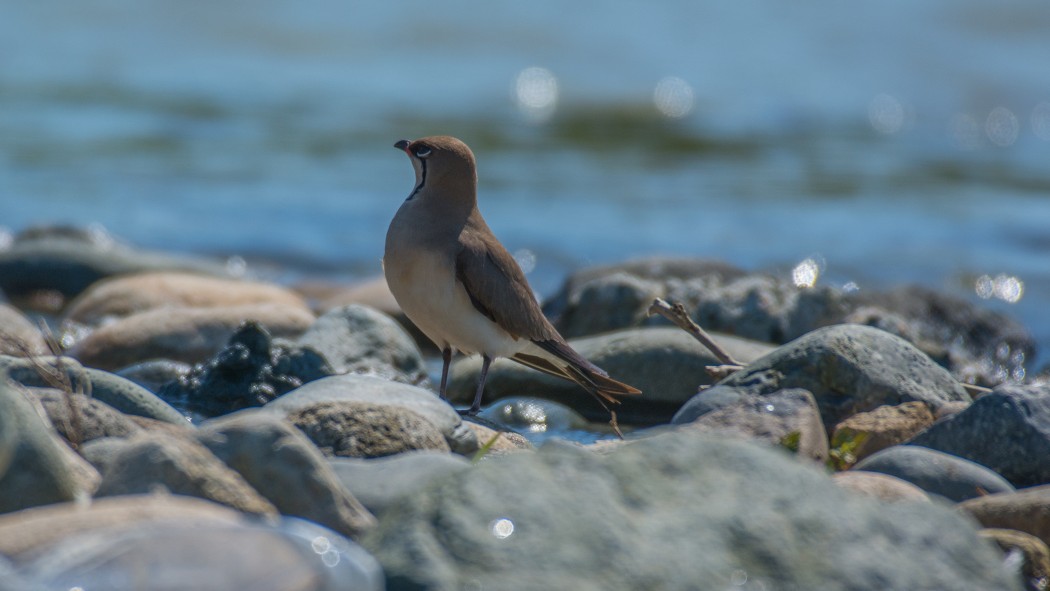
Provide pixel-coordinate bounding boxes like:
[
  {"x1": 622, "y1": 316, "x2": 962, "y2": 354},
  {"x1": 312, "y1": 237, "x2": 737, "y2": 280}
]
[
  {"x1": 832, "y1": 471, "x2": 931, "y2": 503},
  {"x1": 67, "y1": 303, "x2": 315, "y2": 371},
  {"x1": 909, "y1": 382, "x2": 1050, "y2": 487},
  {"x1": 64, "y1": 271, "x2": 310, "y2": 326},
  {"x1": 462, "y1": 421, "x2": 533, "y2": 453},
  {"x1": 448, "y1": 327, "x2": 774, "y2": 424},
  {"x1": 831, "y1": 401, "x2": 935, "y2": 463},
  {"x1": 18, "y1": 517, "x2": 383, "y2": 591},
  {"x1": 0, "y1": 379, "x2": 99, "y2": 513},
  {"x1": 0, "y1": 304, "x2": 48, "y2": 357},
  {"x1": 478, "y1": 396, "x2": 589, "y2": 436},
  {"x1": 697, "y1": 324, "x2": 969, "y2": 431},
  {"x1": 961, "y1": 486, "x2": 1050, "y2": 547},
  {"x1": 364, "y1": 430, "x2": 1018, "y2": 590},
  {"x1": 0, "y1": 225, "x2": 227, "y2": 302},
  {"x1": 854, "y1": 445, "x2": 1015, "y2": 502},
  {"x1": 94, "y1": 432, "x2": 277, "y2": 516},
  {"x1": 979, "y1": 528, "x2": 1050, "y2": 591},
  {"x1": 115, "y1": 359, "x2": 191, "y2": 394},
  {"x1": 158, "y1": 322, "x2": 333, "y2": 417},
  {"x1": 328, "y1": 451, "x2": 472, "y2": 516},
  {"x1": 287, "y1": 401, "x2": 450, "y2": 458},
  {"x1": 0, "y1": 355, "x2": 187, "y2": 424},
  {"x1": 297, "y1": 304, "x2": 427, "y2": 385},
  {"x1": 673, "y1": 388, "x2": 829, "y2": 463},
  {"x1": 266, "y1": 374, "x2": 477, "y2": 455},
  {"x1": 197, "y1": 411, "x2": 376, "y2": 538},
  {"x1": 31, "y1": 388, "x2": 141, "y2": 445}
]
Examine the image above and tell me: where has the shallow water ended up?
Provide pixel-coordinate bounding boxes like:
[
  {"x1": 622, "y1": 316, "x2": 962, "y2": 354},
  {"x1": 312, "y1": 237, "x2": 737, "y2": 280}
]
[{"x1": 3, "y1": 1, "x2": 1050, "y2": 383}]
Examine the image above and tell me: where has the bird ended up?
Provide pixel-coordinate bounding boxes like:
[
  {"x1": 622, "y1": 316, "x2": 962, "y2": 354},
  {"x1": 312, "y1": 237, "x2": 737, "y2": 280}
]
[{"x1": 383, "y1": 135, "x2": 641, "y2": 420}]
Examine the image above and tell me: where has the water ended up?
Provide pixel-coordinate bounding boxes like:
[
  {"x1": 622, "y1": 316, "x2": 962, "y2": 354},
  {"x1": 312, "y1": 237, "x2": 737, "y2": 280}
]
[{"x1": 3, "y1": 1, "x2": 1050, "y2": 375}]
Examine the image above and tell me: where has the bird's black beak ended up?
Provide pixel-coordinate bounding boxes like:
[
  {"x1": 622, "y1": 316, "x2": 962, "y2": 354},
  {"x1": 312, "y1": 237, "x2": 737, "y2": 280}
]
[{"x1": 394, "y1": 139, "x2": 411, "y2": 152}]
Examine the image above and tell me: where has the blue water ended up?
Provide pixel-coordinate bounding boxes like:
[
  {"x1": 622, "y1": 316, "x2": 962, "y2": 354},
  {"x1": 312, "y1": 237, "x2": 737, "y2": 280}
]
[{"x1": 3, "y1": 1, "x2": 1050, "y2": 370}]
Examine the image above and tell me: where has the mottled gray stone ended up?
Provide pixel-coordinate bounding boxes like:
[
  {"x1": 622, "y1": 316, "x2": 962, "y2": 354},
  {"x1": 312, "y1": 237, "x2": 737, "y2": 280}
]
[
  {"x1": 853, "y1": 445, "x2": 1015, "y2": 502},
  {"x1": 288, "y1": 401, "x2": 450, "y2": 458},
  {"x1": 329, "y1": 451, "x2": 472, "y2": 516}
]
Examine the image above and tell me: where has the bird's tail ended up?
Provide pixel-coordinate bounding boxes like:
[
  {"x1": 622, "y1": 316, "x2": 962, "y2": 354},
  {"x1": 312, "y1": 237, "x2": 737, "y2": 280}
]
[{"x1": 563, "y1": 364, "x2": 642, "y2": 405}]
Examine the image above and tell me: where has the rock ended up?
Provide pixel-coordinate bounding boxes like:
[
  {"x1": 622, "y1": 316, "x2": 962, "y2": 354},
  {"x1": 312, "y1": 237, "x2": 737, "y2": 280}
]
[
  {"x1": 328, "y1": 451, "x2": 472, "y2": 516},
  {"x1": 196, "y1": 411, "x2": 376, "y2": 539},
  {"x1": 67, "y1": 303, "x2": 315, "y2": 371},
  {"x1": 363, "y1": 430, "x2": 1019, "y2": 590},
  {"x1": 697, "y1": 324, "x2": 969, "y2": 431},
  {"x1": 158, "y1": 322, "x2": 333, "y2": 417},
  {"x1": 313, "y1": 276, "x2": 401, "y2": 317},
  {"x1": 0, "y1": 355, "x2": 188, "y2": 424},
  {"x1": 78, "y1": 437, "x2": 131, "y2": 474},
  {"x1": 0, "y1": 379, "x2": 99, "y2": 513},
  {"x1": 0, "y1": 225, "x2": 228, "y2": 302},
  {"x1": 265, "y1": 374, "x2": 477, "y2": 455},
  {"x1": 18, "y1": 517, "x2": 383, "y2": 591},
  {"x1": 63, "y1": 272, "x2": 310, "y2": 326},
  {"x1": 0, "y1": 494, "x2": 246, "y2": 562},
  {"x1": 673, "y1": 388, "x2": 829, "y2": 463},
  {"x1": 463, "y1": 421, "x2": 533, "y2": 453},
  {"x1": 830, "y1": 402, "x2": 935, "y2": 463},
  {"x1": 30, "y1": 388, "x2": 141, "y2": 445},
  {"x1": 297, "y1": 304, "x2": 428, "y2": 385},
  {"x1": 832, "y1": 471, "x2": 932, "y2": 503},
  {"x1": 961, "y1": 486, "x2": 1050, "y2": 547},
  {"x1": 477, "y1": 396, "x2": 590, "y2": 436},
  {"x1": 549, "y1": 272, "x2": 664, "y2": 340},
  {"x1": 287, "y1": 401, "x2": 451, "y2": 458},
  {"x1": 448, "y1": 327, "x2": 774, "y2": 424},
  {"x1": 854, "y1": 445, "x2": 1015, "y2": 502},
  {"x1": 980, "y1": 528, "x2": 1050, "y2": 591},
  {"x1": 909, "y1": 383, "x2": 1050, "y2": 488},
  {"x1": 115, "y1": 359, "x2": 191, "y2": 394},
  {"x1": 0, "y1": 304, "x2": 48, "y2": 357},
  {"x1": 93, "y1": 432, "x2": 277, "y2": 516}
]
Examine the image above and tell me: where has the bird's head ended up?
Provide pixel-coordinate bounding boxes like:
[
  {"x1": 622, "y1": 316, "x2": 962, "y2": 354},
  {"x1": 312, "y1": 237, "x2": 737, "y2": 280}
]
[{"x1": 394, "y1": 135, "x2": 478, "y2": 203}]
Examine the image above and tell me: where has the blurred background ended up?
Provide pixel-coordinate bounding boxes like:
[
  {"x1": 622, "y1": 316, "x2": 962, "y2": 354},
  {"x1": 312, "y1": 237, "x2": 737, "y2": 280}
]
[{"x1": 2, "y1": 1, "x2": 1049, "y2": 368}]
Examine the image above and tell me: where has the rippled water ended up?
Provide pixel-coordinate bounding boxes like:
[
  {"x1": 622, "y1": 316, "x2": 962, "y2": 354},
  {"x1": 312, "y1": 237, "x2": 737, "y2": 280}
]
[{"x1": 3, "y1": 1, "x2": 1050, "y2": 370}]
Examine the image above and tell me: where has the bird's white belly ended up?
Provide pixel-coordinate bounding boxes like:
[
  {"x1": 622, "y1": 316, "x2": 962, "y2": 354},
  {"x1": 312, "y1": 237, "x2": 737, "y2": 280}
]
[{"x1": 384, "y1": 250, "x2": 524, "y2": 358}]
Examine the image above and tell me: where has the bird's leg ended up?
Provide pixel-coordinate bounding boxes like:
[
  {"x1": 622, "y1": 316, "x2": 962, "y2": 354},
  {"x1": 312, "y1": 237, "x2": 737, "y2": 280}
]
[
  {"x1": 438, "y1": 346, "x2": 452, "y2": 400},
  {"x1": 468, "y1": 354, "x2": 492, "y2": 415}
]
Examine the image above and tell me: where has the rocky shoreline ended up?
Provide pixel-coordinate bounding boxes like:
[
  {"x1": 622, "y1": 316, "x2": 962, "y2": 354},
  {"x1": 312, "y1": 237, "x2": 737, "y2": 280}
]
[{"x1": 0, "y1": 225, "x2": 1045, "y2": 590}]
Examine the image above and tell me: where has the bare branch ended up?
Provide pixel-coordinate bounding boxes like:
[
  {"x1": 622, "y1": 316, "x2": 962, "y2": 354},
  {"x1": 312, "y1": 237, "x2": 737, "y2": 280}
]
[{"x1": 647, "y1": 298, "x2": 743, "y2": 366}]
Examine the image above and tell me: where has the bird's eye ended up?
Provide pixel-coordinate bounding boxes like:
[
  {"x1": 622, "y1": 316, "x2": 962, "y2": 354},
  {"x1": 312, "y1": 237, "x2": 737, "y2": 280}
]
[{"x1": 414, "y1": 147, "x2": 432, "y2": 159}]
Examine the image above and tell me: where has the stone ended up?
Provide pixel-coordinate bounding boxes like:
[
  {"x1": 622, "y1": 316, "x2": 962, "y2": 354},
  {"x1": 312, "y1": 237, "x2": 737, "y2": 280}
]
[
  {"x1": 287, "y1": 401, "x2": 450, "y2": 458},
  {"x1": 831, "y1": 401, "x2": 935, "y2": 463},
  {"x1": 477, "y1": 396, "x2": 589, "y2": 437},
  {"x1": 909, "y1": 383, "x2": 1050, "y2": 487},
  {"x1": 448, "y1": 327, "x2": 774, "y2": 424},
  {"x1": 832, "y1": 471, "x2": 931, "y2": 503},
  {"x1": 696, "y1": 324, "x2": 969, "y2": 431},
  {"x1": 979, "y1": 528, "x2": 1050, "y2": 591},
  {"x1": 673, "y1": 388, "x2": 829, "y2": 463},
  {"x1": 328, "y1": 451, "x2": 472, "y2": 516},
  {"x1": 30, "y1": 388, "x2": 141, "y2": 445},
  {"x1": 0, "y1": 379, "x2": 98, "y2": 514},
  {"x1": 463, "y1": 421, "x2": 533, "y2": 454},
  {"x1": 961, "y1": 486, "x2": 1050, "y2": 548},
  {"x1": 297, "y1": 304, "x2": 428, "y2": 385},
  {"x1": 63, "y1": 271, "x2": 310, "y2": 326},
  {"x1": 158, "y1": 322, "x2": 333, "y2": 417},
  {"x1": 115, "y1": 359, "x2": 191, "y2": 394},
  {"x1": 854, "y1": 445, "x2": 1015, "y2": 502},
  {"x1": 94, "y1": 432, "x2": 277, "y2": 516},
  {"x1": 364, "y1": 430, "x2": 1018, "y2": 590},
  {"x1": 0, "y1": 304, "x2": 48, "y2": 357},
  {"x1": 68, "y1": 303, "x2": 315, "y2": 370},
  {"x1": 18, "y1": 518, "x2": 383, "y2": 591},
  {"x1": 265, "y1": 374, "x2": 477, "y2": 455},
  {"x1": 0, "y1": 355, "x2": 188, "y2": 425},
  {"x1": 196, "y1": 410, "x2": 376, "y2": 539}
]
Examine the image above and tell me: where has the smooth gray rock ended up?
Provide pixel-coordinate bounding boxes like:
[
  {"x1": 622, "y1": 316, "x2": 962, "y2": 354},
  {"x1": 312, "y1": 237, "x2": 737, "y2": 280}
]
[
  {"x1": 115, "y1": 359, "x2": 191, "y2": 394},
  {"x1": 329, "y1": 451, "x2": 472, "y2": 516},
  {"x1": 908, "y1": 382, "x2": 1050, "y2": 487},
  {"x1": 364, "y1": 430, "x2": 1019, "y2": 591},
  {"x1": 19, "y1": 518, "x2": 383, "y2": 591},
  {"x1": 265, "y1": 374, "x2": 477, "y2": 455},
  {"x1": 94, "y1": 433, "x2": 277, "y2": 516},
  {"x1": 30, "y1": 388, "x2": 141, "y2": 445},
  {"x1": 0, "y1": 304, "x2": 48, "y2": 358},
  {"x1": 197, "y1": 411, "x2": 376, "y2": 538},
  {"x1": 0, "y1": 355, "x2": 188, "y2": 425},
  {"x1": 298, "y1": 304, "x2": 428, "y2": 385},
  {"x1": 853, "y1": 445, "x2": 1015, "y2": 502},
  {"x1": 478, "y1": 396, "x2": 589, "y2": 434},
  {"x1": 695, "y1": 324, "x2": 969, "y2": 430},
  {"x1": 288, "y1": 401, "x2": 450, "y2": 458},
  {"x1": 0, "y1": 379, "x2": 97, "y2": 513},
  {"x1": 448, "y1": 327, "x2": 774, "y2": 424}
]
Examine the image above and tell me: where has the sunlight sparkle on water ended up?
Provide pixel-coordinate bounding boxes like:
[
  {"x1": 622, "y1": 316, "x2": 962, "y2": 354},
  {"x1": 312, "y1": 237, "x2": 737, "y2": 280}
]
[
  {"x1": 868, "y1": 93, "x2": 904, "y2": 135},
  {"x1": 975, "y1": 274, "x2": 1023, "y2": 303},
  {"x1": 653, "y1": 76, "x2": 694, "y2": 119},
  {"x1": 1032, "y1": 102, "x2": 1050, "y2": 140},
  {"x1": 792, "y1": 258, "x2": 820, "y2": 288},
  {"x1": 985, "y1": 107, "x2": 1019, "y2": 147},
  {"x1": 490, "y1": 518, "x2": 515, "y2": 539},
  {"x1": 514, "y1": 67, "x2": 558, "y2": 122},
  {"x1": 514, "y1": 248, "x2": 536, "y2": 274},
  {"x1": 949, "y1": 113, "x2": 982, "y2": 149}
]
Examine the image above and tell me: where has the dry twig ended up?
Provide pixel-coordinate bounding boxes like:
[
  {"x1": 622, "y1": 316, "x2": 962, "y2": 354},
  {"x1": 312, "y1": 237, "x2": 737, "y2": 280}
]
[{"x1": 647, "y1": 298, "x2": 744, "y2": 368}]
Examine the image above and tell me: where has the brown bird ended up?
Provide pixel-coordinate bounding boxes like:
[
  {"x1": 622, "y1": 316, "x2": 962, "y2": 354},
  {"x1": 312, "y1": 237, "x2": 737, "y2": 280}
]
[{"x1": 383, "y1": 135, "x2": 641, "y2": 418}]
